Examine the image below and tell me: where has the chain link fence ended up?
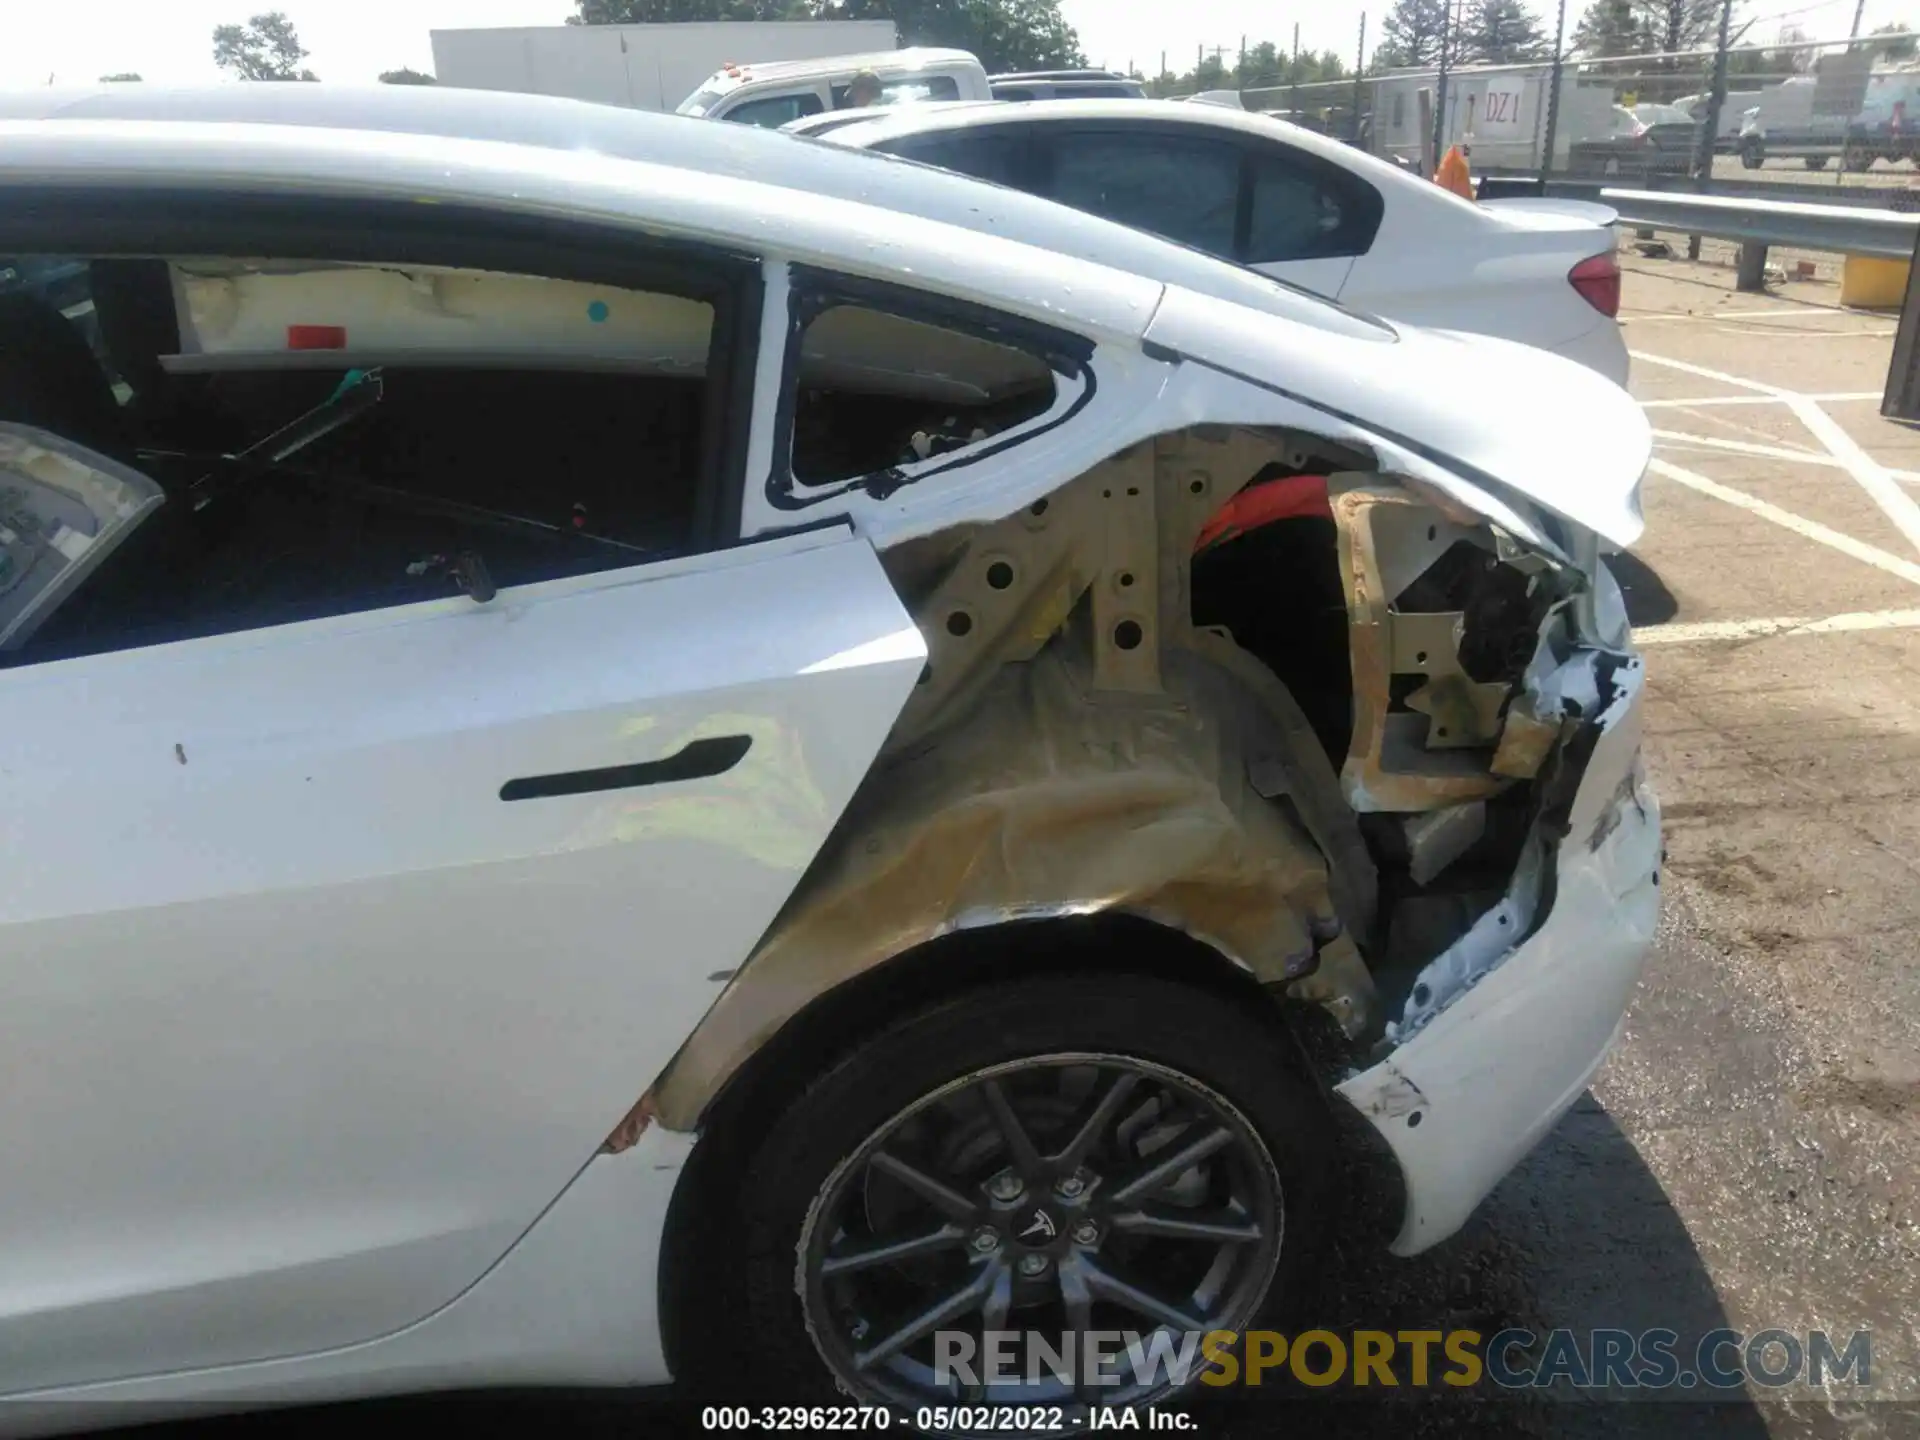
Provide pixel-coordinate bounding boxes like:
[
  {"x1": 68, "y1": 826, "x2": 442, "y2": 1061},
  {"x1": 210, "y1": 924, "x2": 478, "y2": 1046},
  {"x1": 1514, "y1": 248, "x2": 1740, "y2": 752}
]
[{"x1": 1146, "y1": 24, "x2": 1920, "y2": 210}]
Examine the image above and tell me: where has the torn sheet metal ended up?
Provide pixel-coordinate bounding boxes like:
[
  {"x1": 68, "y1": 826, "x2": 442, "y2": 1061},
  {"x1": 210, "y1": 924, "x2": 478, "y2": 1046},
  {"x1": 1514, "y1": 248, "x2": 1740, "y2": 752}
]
[
  {"x1": 1385, "y1": 644, "x2": 1630, "y2": 1043},
  {"x1": 653, "y1": 644, "x2": 1363, "y2": 1127},
  {"x1": 653, "y1": 429, "x2": 1383, "y2": 1129},
  {"x1": 1339, "y1": 657, "x2": 1659, "y2": 1254},
  {"x1": 1331, "y1": 480, "x2": 1572, "y2": 814}
]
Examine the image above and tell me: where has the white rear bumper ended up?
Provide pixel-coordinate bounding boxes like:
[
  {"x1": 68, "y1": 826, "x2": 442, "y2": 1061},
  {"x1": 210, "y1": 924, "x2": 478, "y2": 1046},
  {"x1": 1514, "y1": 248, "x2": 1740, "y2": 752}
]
[
  {"x1": 1336, "y1": 658, "x2": 1660, "y2": 1255},
  {"x1": 1552, "y1": 320, "x2": 1632, "y2": 388}
]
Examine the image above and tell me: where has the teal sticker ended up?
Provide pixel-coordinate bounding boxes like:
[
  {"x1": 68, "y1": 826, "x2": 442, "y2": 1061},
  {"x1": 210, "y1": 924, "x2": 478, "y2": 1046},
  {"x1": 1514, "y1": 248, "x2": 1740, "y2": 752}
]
[{"x1": 587, "y1": 300, "x2": 611, "y2": 323}]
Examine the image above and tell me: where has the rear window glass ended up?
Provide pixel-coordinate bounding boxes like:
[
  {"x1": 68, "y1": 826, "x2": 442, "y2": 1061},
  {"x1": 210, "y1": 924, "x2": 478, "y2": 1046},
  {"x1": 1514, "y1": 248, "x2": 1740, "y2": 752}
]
[
  {"x1": 724, "y1": 92, "x2": 824, "y2": 129},
  {"x1": 1246, "y1": 153, "x2": 1382, "y2": 263},
  {"x1": 891, "y1": 131, "x2": 1027, "y2": 188},
  {"x1": 1049, "y1": 131, "x2": 1242, "y2": 259},
  {"x1": 831, "y1": 75, "x2": 962, "y2": 108}
]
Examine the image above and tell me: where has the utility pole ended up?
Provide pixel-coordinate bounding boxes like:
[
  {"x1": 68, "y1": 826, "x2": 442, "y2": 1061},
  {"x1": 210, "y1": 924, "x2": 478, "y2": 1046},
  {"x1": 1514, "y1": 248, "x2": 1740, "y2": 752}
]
[
  {"x1": 1689, "y1": 0, "x2": 1737, "y2": 257},
  {"x1": 1852, "y1": 0, "x2": 1869, "y2": 39},
  {"x1": 1432, "y1": 0, "x2": 1457, "y2": 165},
  {"x1": 1354, "y1": 12, "x2": 1369, "y2": 146},
  {"x1": 1292, "y1": 23, "x2": 1301, "y2": 117},
  {"x1": 1539, "y1": 0, "x2": 1570, "y2": 188}
]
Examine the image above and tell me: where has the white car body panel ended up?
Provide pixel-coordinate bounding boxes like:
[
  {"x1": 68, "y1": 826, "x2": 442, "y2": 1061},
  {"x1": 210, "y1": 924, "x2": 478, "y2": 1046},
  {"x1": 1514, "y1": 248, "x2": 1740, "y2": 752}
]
[
  {"x1": 817, "y1": 100, "x2": 1629, "y2": 383},
  {"x1": 1, "y1": 1130, "x2": 693, "y2": 1437},
  {"x1": 1142, "y1": 287, "x2": 1650, "y2": 551},
  {"x1": 0, "y1": 118, "x2": 1646, "y2": 554},
  {"x1": 1252, "y1": 254, "x2": 1356, "y2": 299},
  {"x1": 1338, "y1": 658, "x2": 1659, "y2": 1253},
  {"x1": 0, "y1": 525, "x2": 925, "y2": 1393},
  {"x1": 0, "y1": 91, "x2": 1661, "y2": 1430}
]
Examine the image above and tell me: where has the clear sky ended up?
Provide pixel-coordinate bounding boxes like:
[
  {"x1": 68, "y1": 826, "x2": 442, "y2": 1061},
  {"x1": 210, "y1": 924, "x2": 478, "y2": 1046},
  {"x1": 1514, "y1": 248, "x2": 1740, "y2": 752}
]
[{"x1": 3, "y1": 0, "x2": 1907, "y2": 89}]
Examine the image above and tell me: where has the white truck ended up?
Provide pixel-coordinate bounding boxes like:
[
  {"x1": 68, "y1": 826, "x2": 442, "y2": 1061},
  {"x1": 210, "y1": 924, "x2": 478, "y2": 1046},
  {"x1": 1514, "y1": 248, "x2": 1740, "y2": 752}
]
[{"x1": 429, "y1": 20, "x2": 899, "y2": 113}]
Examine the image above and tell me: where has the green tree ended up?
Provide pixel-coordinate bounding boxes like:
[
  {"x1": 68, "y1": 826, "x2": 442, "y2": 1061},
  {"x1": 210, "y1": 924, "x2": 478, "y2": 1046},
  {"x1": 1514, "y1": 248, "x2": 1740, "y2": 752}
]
[
  {"x1": 570, "y1": 0, "x2": 1084, "y2": 70},
  {"x1": 1872, "y1": 23, "x2": 1917, "y2": 60},
  {"x1": 379, "y1": 67, "x2": 438, "y2": 84},
  {"x1": 1574, "y1": 0, "x2": 1736, "y2": 57},
  {"x1": 1375, "y1": 0, "x2": 1450, "y2": 68},
  {"x1": 1573, "y1": 0, "x2": 1648, "y2": 56},
  {"x1": 212, "y1": 12, "x2": 318, "y2": 81},
  {"x1": 1640, "y1": 0, "x2": 1727, "y2": 52},
  {"x1": 1463, "y1": 0, "x2": 1549, "y2": 63},
  {"x1": 99, "y1": 72, "x2": 143, "y2": 81}
]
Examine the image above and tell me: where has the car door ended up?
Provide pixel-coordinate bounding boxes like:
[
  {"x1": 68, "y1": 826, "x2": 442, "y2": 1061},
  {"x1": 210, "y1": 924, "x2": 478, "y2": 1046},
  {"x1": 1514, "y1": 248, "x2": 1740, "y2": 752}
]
[{"x1": 0, "y1": 364, "x2": 925, "y2": 1390}]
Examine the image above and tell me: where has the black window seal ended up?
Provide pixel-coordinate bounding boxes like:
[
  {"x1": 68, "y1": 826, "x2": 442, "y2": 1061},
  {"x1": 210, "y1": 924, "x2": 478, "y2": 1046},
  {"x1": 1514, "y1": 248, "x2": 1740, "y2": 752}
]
[
  {"x1": 766, "y1": 264, "x2": 1097, "y2": 514},
  {"x1": 0, "y1": 184, "x2": 764, "y2": 556}
]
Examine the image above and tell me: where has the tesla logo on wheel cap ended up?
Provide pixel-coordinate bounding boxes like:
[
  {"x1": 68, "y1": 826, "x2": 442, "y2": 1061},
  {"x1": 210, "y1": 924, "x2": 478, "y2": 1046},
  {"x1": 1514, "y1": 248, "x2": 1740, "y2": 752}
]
[{"x1": 1019, "y1": 1210, "x2": 1058, "y2": 1241}]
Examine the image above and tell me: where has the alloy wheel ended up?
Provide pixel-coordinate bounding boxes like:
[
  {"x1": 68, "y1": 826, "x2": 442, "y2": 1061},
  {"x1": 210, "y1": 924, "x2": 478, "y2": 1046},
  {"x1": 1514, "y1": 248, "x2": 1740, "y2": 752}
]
[{"x1": 796, "y1": 1053, "x2": 1284, "y2": 1415}]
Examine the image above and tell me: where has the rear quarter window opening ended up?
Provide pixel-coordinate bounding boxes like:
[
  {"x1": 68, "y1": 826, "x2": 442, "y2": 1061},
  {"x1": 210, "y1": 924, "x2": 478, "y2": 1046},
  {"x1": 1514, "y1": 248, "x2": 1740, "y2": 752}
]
[
  {"x1": 0, "y1": 252, "x2": 734, "y2": 665},
  {"x1": 783, "y1": 284, "x2": 1081, "y2": 492}
]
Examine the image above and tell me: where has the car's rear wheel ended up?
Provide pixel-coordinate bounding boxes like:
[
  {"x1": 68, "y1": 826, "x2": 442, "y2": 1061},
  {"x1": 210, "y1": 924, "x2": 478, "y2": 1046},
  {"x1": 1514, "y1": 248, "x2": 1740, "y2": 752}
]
[{"x1": 694, "y1": 973, "x2": 1331, "y2": 1419}]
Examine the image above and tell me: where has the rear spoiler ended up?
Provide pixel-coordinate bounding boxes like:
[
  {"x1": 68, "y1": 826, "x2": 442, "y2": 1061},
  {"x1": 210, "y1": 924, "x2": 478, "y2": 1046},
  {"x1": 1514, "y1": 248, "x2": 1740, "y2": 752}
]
[{"x1": 1478, "y1": 197, "x2": 1621, "y2": 228}]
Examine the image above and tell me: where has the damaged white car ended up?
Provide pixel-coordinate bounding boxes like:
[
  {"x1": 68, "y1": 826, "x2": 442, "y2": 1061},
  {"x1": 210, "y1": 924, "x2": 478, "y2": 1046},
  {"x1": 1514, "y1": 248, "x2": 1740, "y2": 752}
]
[{"x1": 0, "y1": 89, "x2": 1659, "y2": 1431}]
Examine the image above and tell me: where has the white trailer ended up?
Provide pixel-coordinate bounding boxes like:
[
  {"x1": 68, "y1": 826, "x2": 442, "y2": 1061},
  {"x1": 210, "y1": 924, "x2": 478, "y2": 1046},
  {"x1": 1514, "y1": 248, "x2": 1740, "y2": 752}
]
[
  {"x1": 1368, "y1": 64, "x2": 1617, "y2": 171},
  {"x1": 429, "y1": 20, "x2": 900, "y2": 113}
]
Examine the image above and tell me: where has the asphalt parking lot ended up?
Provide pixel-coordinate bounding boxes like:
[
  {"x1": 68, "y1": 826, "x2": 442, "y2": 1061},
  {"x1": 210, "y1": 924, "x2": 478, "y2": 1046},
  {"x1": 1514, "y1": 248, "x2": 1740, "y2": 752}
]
[{"x1": 89, "y1": 261, "x2": 1920, "y2": 1440}]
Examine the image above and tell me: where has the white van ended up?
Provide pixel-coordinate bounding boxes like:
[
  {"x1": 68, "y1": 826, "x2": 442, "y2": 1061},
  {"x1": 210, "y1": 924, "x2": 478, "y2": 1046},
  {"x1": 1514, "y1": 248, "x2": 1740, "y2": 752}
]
[{"x1": 677, "y1": 47, "x2": 990, "y2": 128}]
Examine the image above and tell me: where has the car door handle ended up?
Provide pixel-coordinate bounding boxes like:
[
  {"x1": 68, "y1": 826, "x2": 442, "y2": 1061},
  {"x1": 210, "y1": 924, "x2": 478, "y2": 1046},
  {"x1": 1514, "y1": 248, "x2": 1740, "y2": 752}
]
[{"x1": 499, "y1": 734, "x2": 752, "y2": 802}]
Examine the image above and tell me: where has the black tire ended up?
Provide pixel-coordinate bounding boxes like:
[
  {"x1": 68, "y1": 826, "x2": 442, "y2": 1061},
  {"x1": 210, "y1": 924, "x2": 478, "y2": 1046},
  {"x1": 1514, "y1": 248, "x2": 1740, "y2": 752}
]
[
  {"x1": 685, "y1": 973, "x2": 1333, "y2": 1414},
  {"x1": 1806, "y1": 155, "x2": 1829, "y2": 171},
  {"x1": 1846, "y1": 145, "x2": 1874, "y2": 173},
  {"x1": 1740, "y1": 141, "x2": 1764, "y2": 170}
]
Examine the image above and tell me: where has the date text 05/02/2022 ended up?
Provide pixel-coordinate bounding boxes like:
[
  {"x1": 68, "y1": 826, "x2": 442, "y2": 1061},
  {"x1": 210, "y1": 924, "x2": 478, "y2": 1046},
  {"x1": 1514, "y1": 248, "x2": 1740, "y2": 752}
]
[{"x1": 699, "y1": 1405, "x2": 1197, "y2": 1432}]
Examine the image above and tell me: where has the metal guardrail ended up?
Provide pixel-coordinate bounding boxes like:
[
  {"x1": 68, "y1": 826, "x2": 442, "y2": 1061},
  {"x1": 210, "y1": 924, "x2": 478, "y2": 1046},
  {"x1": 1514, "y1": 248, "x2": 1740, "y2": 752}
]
[
  {"x1": 1476, "y1": 170, "x2": 1920, "y2": 212},
  {"x1": 1599, "y1": 188, "x2": 1920, "y2": 260}
]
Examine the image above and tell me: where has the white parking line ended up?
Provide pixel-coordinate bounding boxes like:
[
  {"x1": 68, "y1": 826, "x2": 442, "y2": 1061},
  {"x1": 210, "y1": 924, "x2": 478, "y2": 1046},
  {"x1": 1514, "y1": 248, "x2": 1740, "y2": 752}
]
[
  {"x1": 1631, "y1": 351, "x2": 1784, "y2": 396},
  {"x1": 1780, "y1": 394, "x2": 1920, "y2": 555},
  {"x1": 1646, "y1": 459, "x2": 1920, "y2": 587},
  {"x1": 1629, "y1": 309, "x2": 1809, "y2": 322},
  {"x1": 1634, "y1": 351, "x2": 1920, "y2": 560},
  {"x1": 1640, "y1": 393, "x2": 1882, "y2": 408},
  {"x1": 1637, "y1": 609, "x2": 1920, "y2": 645},
  {"x1": 1652, "y1": 430, "x2": 1920, "y2": 484}
]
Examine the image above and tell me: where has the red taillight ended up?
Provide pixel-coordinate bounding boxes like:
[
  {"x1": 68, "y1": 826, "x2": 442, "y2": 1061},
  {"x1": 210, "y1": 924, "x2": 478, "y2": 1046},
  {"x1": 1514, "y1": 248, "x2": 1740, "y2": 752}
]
[{"x1": 1570, "y1": 252, "x2": 1621, "y2": 318}]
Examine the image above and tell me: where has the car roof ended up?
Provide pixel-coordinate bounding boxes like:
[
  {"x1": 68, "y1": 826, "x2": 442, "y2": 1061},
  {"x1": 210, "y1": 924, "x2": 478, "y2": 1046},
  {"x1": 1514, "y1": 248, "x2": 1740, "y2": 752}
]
[
  {"x1": 817, "y1": 96, "x2": 1450, "y2": 194},
  {"x1": 706, "y1": 47, "x2": 977, "y2": 87},
  {"x1": 0, "y1": 86, "x2": 1387, "y2": 341}
]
